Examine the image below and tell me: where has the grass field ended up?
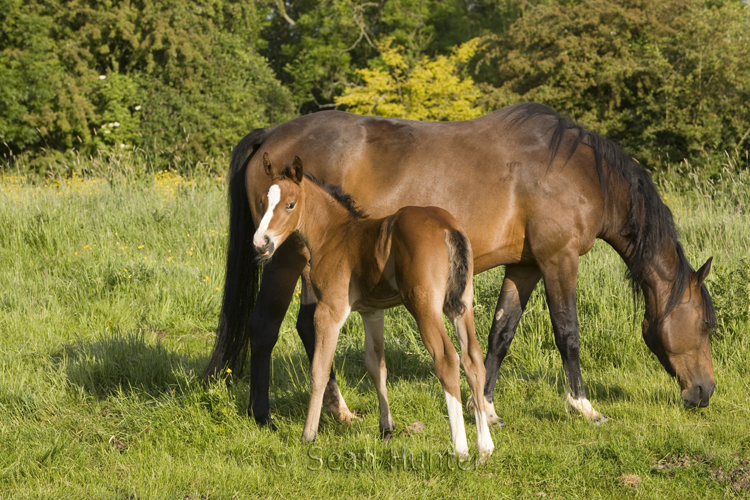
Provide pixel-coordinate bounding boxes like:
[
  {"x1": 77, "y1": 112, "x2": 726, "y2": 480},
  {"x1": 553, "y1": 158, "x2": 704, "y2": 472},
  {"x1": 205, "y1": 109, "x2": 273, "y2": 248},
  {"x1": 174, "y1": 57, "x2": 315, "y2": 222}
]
[{"x1": 1, "y1": 154, "x2": 749, "y2": 499}]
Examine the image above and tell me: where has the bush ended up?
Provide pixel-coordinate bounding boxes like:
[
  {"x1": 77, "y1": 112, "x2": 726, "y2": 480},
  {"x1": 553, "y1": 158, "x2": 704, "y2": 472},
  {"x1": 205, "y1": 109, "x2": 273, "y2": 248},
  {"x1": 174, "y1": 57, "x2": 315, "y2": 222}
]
[
  {"x1": 478, "y1": 0, "x2": 750, "y2": 168},
  {"x1": 0, "y1": 0, "x2": 294, "y2": 164}
]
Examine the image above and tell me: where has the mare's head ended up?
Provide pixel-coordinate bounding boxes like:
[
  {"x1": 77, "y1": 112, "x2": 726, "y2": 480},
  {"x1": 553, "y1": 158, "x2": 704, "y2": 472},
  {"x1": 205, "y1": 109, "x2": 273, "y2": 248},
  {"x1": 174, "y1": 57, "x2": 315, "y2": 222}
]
[
  {"x1": 642, "y1": 257, "x2": 715, "y2": 407},
  {"x1": 251, "y1": 153, "x2": 304, "y2": 261}
]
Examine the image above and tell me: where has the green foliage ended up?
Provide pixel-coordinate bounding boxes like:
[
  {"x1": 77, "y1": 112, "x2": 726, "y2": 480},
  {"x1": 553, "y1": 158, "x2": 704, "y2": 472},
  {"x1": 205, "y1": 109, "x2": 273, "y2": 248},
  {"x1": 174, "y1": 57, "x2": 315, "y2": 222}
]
[
  {"x1": 479, "y1": 0, "x2": 750, "y2": 167},
  {"x1": 261, "y1": 0, "x2": 535, "y2": 112},
  {"x1": 335, "y1": 37, "x2": 483, "y2": 120},
  {"x1": 0, "y1": 0, "x2": 294, "y2": 162}
]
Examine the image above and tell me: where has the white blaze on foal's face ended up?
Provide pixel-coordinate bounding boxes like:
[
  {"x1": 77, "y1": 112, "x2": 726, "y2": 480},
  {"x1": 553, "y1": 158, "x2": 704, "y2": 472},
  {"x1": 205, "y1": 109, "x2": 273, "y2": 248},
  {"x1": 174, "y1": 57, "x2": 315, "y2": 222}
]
[{"x1": 253, "y1": 184, "x2": 281, "y2": 254}]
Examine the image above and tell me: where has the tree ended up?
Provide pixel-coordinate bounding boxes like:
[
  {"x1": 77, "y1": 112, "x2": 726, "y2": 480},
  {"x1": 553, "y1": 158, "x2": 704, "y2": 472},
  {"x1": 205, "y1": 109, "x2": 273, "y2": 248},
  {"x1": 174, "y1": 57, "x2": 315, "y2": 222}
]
[
  {"x1": 261, "y1": 0, "x2": 533, "y2": 113},
  {"x1": 335, "y1": 37, "x2": 483, "y2": 120},
  {"x1": 0, "y1": 0, "x2": 294, "y2": 161},
  {"x1": 478, "y1": 0, "x2": 750, "y2": 166}
]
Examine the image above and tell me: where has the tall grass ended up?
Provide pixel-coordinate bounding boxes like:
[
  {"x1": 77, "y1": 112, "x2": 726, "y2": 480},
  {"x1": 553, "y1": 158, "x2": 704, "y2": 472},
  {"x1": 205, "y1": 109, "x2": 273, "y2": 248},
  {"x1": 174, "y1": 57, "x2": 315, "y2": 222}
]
[{"x1": 0, "y1": 153, "x2": 749, "y2": 499}]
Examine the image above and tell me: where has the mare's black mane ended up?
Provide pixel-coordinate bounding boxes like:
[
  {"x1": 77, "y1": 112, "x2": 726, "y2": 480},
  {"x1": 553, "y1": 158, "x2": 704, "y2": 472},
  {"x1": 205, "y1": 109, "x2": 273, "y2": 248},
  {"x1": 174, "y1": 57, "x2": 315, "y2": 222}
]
[{"x1": 508, "y1": 103, "x2": 716, "y2": 330}]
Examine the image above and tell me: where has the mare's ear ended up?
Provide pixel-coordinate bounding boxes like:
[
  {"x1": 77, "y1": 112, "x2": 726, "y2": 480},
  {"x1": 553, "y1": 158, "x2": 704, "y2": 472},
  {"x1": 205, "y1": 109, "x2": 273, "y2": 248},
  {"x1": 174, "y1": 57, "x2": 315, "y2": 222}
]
[
  {"x1": 695, "y1": 257, "x2": 712, "y2": 285},
  {"x1": 262, "y1": 152, "x2": 273, "y2": 178},
  {"x1": 291, "y1": 156, "x2": 304, "y2": 183}
]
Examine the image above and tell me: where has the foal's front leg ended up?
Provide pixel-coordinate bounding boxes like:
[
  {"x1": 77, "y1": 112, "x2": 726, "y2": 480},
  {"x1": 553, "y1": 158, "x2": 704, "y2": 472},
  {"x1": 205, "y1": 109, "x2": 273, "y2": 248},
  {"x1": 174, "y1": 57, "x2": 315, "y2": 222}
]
[
  {"x1": 301, "y1": 301, "x2": 349, "y2": 443},
  {"x1": 361, "y1": 310, "x2": 396, "y2": 440},
  {"x1": 297, "y1": 268, "x2": 355, "y2": 424}
]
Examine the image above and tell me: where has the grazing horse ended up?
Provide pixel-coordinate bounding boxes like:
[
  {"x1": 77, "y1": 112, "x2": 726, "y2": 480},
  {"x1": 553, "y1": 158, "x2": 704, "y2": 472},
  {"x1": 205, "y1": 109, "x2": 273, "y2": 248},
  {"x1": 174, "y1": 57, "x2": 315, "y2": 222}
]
[
  {"x1": 205, "y1": 103, "x2": 716, "y2": 429},
  {"x1": 252, "y1": 153, "x2": 493, "y2": 458}
]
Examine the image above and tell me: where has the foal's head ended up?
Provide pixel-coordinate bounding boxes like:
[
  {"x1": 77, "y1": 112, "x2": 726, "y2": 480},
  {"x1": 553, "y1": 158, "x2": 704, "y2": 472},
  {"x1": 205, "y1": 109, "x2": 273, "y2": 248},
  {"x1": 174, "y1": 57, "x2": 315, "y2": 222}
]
[{"x1": 251, "y1": 153, "x2": 304, "y2": 261}]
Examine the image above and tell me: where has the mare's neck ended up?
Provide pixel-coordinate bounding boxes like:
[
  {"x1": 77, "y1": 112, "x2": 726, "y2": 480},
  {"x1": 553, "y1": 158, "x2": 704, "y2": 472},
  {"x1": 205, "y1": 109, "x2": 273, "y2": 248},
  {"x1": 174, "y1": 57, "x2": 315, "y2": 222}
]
[{"x1": 607, "y1": 231, "x2": 682, "y2": 319}]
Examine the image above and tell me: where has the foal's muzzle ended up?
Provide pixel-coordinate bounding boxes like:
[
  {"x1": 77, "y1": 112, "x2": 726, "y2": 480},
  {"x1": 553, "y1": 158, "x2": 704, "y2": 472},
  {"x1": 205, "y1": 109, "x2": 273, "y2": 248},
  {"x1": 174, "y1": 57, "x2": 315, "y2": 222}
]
[{"x1": 254, "y1": 235, "x2": 275, "y2": 261}]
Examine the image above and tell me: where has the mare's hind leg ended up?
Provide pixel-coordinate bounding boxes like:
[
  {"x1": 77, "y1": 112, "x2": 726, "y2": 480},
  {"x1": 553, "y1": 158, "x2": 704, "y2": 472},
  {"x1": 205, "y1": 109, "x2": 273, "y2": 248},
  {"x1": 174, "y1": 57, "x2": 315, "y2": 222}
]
[
  {"x1": 360, "y1": 310, "x2": 396, "y2": 440},
  {"x1": 481, "y1": 264, "x2": 542, "y2": 426},
  {"x1": 296, "y1": 268, "x2": 355, "y2": 424},
  {"x1": 451, "y1": 287, "x2": 494, "y2": 461},
  {"x1": 540, "y1": 250, "x2": 607, "y2": 424},
  {"x1": 248, "y1": 236, "x2": 308, "y2": 429}
]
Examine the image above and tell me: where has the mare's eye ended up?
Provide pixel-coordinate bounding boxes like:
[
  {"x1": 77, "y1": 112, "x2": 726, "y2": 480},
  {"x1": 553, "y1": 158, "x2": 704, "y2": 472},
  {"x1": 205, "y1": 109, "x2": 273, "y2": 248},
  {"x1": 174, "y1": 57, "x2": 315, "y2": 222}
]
[{"x1": 285, "y1": 202, "x2": 296, "y2": 210}]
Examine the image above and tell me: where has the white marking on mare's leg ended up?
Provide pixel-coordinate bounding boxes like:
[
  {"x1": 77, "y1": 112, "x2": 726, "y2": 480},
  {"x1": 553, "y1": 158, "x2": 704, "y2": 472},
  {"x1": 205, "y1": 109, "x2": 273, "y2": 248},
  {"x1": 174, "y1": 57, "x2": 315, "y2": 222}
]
[
  {"x1": 566, "y1": 393, "x2": 608, "y2": 424},
  {"x1": 253, "y1": 184, "x2": 280, "y2": 248},
  {"x1": 444, "y1": 391, "x2": 469, "y2": 459},
  {"x1": 495, "y1": 308, "x2": 505, "y2": 321}
]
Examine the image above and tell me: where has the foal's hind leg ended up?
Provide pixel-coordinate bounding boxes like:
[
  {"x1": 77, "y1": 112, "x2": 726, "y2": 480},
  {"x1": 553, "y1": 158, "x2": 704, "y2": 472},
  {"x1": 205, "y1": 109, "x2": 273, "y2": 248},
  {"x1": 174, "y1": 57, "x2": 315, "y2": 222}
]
[
  {"x1": 297, "y1": 267, "x2": 355, "y2": 424},
  {"x1": 481, "y1": 264, "x2": 542, "y2": 426},
  {"x1": 405, "y1": 302, "x2": 469, "y2": 458},
  {"x1": 540, "y1": 249, "x2": 607, "y2": 424},
  {"x1": 451, "y1": 289, "x2": 494, "y2": 461},
  {"x1": 361, "y1": 310, "x2": 396, "y2": 440}
]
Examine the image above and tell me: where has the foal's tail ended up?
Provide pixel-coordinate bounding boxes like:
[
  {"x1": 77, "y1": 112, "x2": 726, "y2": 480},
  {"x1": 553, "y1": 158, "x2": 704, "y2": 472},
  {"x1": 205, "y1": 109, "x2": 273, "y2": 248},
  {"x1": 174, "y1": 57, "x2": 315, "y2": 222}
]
[
  {"x1": 203, "y1": 128, "x2": 267, "y2": 381},
  {"x1": 444, "y1": 230, "x2": 472, "y2": 318}
]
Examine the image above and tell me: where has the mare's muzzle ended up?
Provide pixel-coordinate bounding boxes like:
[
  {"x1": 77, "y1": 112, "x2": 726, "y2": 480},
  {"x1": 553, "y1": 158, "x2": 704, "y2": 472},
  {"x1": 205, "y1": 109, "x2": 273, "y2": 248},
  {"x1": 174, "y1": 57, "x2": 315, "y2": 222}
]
[{"x1": 681, "y1": 379, "x2": 715, "y2": 408}]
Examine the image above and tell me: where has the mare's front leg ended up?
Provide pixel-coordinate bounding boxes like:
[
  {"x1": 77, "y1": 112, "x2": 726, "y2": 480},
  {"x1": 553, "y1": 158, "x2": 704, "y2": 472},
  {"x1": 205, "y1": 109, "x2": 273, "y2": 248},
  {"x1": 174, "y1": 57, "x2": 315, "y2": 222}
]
[
  {"x1": 301, "y1": 301, "x2": 350, "y2": 443},
  {"x1": 297, "y1": 268, "x2": 355, "y2": 424},
  {"x1": 482, "y1": 264, "x2": 542, "y2": 426},
  {"x1": 361, "y1": 310, "x2": 395, "y2": 440},
  {"x1": 540, "y1": 250, "x2": 607, "y2": 424},
  {"x1": 249, "y1": 236, "x2": 308, "y2": 429}
]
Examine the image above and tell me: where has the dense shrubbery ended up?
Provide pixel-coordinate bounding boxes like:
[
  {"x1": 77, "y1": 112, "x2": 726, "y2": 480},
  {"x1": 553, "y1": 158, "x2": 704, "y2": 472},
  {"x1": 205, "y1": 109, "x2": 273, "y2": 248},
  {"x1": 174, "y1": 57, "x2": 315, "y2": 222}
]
[
  {"x1": 478, "y1": 0, "x2": 750, "y2": 168},
  {"x1": 0, "y1": 0, "x2": 293, "y2": 162},
  {"x1": 1, "y1": 0, "x2": 748, "y2": 172}
]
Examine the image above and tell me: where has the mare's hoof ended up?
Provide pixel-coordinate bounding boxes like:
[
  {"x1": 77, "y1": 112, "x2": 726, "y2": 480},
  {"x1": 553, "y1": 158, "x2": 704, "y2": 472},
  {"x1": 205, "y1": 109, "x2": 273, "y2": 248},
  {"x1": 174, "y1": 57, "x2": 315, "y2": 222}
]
[
  {"x1": 488, "y1": 415, "x2": 506, "y2": 428},
  {"x1": 380, "y1": 428, "x2": 393, "y2": 442},
  {"x1": 253, "y1": 414, "x2": 278, "y2": 431}
]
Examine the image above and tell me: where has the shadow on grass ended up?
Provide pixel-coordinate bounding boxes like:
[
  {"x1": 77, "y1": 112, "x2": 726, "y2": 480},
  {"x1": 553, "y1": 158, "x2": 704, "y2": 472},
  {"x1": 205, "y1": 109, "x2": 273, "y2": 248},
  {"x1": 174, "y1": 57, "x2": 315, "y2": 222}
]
[
  {"x1": 266, "y1": 336, "x2": 440, "y2": 421},
  {"x1": 51, "y1": 330, "x2": 208, "y2": 400}
]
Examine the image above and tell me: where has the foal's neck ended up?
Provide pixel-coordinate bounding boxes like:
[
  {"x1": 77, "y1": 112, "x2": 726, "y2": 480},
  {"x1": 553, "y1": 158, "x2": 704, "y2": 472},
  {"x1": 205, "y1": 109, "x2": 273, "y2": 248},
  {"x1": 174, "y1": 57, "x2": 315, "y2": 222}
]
[{"x1": 297, "y1": 177, "x2": 363, "y2": 254}]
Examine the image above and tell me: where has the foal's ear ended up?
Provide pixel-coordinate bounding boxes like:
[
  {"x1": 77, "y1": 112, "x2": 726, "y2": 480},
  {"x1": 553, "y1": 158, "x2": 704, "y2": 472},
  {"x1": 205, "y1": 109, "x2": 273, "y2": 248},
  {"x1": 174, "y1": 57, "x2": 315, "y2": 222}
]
[
  {"x1": 262, "y1": 152, "x2": 273, "y2": 178},
  {"x1": 695, "y1": 257, "x2": 712, "y2": 285},
  {"x1": 291, "y1": 156, "x2": 304, "y2": 183}
]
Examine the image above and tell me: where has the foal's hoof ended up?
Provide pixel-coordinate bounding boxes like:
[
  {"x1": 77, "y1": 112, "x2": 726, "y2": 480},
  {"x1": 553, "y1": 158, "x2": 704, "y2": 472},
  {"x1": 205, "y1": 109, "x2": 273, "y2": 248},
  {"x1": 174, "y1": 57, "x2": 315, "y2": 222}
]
[
  {"x1": 300, "y1": 431, "x2": 317, "y2": 444},
  {"x1": 478, "y1": 449, "x2": 493, "y2": 464}
]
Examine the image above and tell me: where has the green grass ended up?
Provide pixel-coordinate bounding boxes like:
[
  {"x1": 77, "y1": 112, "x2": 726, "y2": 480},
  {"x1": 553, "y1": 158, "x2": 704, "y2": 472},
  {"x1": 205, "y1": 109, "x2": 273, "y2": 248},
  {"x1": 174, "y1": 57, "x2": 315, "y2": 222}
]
[{"x1": 1, "y1": 159, "x2": 749, "y2": 499}]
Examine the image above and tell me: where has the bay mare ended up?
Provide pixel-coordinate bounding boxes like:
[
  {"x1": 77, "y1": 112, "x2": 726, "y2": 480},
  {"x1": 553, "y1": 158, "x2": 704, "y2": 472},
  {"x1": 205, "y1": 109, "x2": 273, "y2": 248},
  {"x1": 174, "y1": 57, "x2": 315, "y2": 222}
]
[
  {"x1": 206, "y1": 103, "x2": 716, "y2": 428},
  {"x1": 251, "y1": 154, "x2": 493, "y2": 458}
]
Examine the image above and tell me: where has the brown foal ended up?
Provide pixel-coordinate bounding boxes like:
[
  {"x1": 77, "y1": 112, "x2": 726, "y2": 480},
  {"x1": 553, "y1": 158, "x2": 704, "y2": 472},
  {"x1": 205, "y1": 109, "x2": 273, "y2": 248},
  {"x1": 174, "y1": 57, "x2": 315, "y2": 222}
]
[{"x1": 252, "y1": 153, "x2": 493, "y2": 459}]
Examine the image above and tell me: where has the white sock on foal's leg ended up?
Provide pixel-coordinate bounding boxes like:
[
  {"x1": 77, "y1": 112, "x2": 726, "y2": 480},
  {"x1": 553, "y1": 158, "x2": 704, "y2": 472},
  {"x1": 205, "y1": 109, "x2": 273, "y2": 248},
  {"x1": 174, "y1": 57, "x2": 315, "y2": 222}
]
[{"x1": 444, "y1": 391, "x2": 469, "y2": 459}]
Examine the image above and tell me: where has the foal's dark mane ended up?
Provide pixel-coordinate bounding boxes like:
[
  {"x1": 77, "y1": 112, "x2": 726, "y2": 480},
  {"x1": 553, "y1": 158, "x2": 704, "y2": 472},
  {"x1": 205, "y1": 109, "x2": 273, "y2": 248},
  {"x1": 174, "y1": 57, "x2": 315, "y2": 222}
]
[
  {"x1": 301, "y1": 172, "x2": 368, "y2": 219},
  {"x1": 508, "y1": 103, "x2": 715, "y2": 329}
]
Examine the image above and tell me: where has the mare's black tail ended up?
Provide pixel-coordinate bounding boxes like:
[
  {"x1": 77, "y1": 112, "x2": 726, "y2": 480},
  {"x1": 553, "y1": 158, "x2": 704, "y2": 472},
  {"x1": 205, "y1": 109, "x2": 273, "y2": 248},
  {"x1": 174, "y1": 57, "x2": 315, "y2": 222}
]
[
  {"x1": 203, "y1": 129, "x2": 267, "y2": 380},
  {"x1": 444, "y1": 230, "x2": 472, "y2": 318}
]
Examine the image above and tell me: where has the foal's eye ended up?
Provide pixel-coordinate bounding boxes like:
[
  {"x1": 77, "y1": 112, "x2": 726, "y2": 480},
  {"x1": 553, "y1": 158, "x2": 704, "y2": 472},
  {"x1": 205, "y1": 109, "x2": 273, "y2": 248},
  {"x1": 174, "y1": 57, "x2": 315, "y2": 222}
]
[{"x1": 285, "y1": 202, "x2": 296, "y2": 210}]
